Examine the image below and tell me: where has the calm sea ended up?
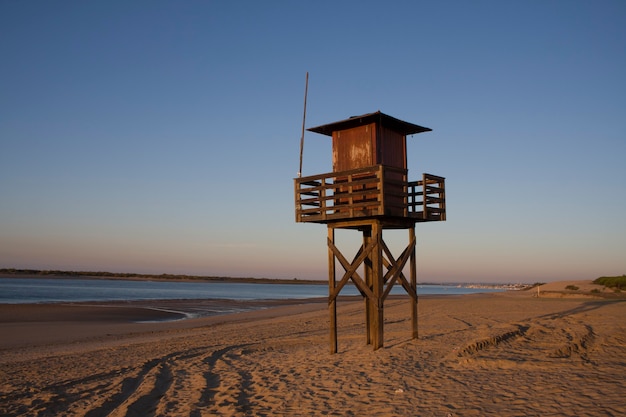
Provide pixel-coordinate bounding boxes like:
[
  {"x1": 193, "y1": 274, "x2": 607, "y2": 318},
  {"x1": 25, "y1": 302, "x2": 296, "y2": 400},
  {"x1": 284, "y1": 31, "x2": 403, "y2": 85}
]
[{"x1": 0, "y1": 277, "x2": 503, "y2": 304}]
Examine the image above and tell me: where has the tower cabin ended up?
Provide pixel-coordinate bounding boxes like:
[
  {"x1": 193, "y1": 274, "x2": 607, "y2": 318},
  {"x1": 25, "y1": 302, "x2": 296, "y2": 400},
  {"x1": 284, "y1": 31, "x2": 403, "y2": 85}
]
[
  {"x1": 295, "y1": 111, "x2": 446, "y2": 226},
  {"x1": 294, "y1": 111, "x2": 447, "y2": 353}
]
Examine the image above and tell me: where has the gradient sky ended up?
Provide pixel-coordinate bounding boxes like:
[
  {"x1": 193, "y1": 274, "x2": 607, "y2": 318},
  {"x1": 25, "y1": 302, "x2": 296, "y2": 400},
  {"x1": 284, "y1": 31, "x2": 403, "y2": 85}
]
[{"x1": 1, "y1": 1, "x2": 625, "y2": 283}]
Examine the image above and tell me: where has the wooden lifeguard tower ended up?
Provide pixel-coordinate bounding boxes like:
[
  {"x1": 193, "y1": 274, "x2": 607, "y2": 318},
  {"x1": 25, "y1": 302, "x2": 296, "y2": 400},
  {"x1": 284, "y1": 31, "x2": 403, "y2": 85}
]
[{"x1": 294, "y1": 111, "x2": 446, "y2": 353}]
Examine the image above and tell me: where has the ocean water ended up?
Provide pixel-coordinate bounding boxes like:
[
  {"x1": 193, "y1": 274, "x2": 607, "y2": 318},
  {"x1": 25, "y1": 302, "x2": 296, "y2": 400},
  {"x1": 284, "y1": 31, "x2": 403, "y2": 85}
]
[{"x1": 0, "y1": 277, "x2": 503, "y2": 304}]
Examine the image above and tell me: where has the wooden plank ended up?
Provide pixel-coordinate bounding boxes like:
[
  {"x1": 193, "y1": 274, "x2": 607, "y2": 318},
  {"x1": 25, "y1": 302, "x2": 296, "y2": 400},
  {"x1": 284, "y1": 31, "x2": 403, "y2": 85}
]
[
  {"x1": 301, "y1": 180, "x2": 322, "y2": 186},
  {"x1": 423, "y1": 173, "x2": 445, "y2": 180},
  {"x1": 299, "y1": 201, "x2": 320, "y2": 207},
  {"x1": 425, "y1": 197, "x2": 444, "y2": 204},
  {"x1": 425, "y1": 183, "x2": 443, "y2": 190}
]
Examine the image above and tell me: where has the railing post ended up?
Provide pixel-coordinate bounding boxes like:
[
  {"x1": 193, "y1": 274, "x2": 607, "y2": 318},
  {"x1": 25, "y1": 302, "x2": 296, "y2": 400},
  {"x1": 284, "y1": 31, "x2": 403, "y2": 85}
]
[
  {"x1": 422, "y1": 173, "x2": 428, "y2": 220},
  {"x1": 320, "y1": 178, "x2": 327, "y2": 221},
  {"x1": 378, "y1": 166, "x2": 384, "y2": 216},
  {"x1": 294, "y1": 179, "x2": 300, "y2": 222},
  {"x1": 403, "y1": 169, "x2": 408, "y2": 218},
  {"x1": 348, "y1": 173, "x2": 354, "y2": 218},
  {"x1": 439, "y1": 177, "x2": 446, "y2": 221}
]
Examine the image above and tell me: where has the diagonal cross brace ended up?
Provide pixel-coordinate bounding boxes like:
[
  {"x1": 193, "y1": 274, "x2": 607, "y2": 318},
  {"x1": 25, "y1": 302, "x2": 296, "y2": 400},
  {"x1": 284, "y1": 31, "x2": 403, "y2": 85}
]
[
  {"x1": 381, "y1": 235, "x2": 416, "y2": 301},
  {"x1": 328, "y1": 236, "x2": 376, "y2": 302}
]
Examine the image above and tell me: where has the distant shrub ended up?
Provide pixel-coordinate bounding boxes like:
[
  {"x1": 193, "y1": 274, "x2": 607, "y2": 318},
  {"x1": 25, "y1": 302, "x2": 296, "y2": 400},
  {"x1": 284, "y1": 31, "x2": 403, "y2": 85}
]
[
  {"x1": 565, "y1": 285, "x2": 579, "y2": 291},
  {"x1": 523, "y1": 282, "x2": 545, "y2": 291},
  {"x1": 590, "y1": 289, "x2": 601, "y2": 294},
  {"x1": 593, "y1": 275, "x2": 626, "y2": 290}
]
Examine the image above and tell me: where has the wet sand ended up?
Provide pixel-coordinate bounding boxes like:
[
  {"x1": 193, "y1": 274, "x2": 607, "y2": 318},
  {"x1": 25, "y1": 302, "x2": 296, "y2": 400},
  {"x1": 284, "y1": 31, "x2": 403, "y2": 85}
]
[{"x1": 1, "y1": 282, "x2": 625, "y2": 416}]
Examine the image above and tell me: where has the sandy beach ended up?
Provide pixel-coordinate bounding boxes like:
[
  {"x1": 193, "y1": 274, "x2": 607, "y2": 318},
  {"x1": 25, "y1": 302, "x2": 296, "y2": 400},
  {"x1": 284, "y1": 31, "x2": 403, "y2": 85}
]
[{"x1": 1, "y1": 281, "x2": 625, "y2": 416}]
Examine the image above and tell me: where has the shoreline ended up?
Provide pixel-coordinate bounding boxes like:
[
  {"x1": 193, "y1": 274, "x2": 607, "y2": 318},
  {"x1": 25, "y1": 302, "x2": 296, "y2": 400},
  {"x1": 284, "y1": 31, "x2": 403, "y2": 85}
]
[
  {"x1": 0, "y1": 271, "x2": 528, "y2": 289},
  {"x1": 0, "y1": 275, "x2": 517, "y2": 307}
]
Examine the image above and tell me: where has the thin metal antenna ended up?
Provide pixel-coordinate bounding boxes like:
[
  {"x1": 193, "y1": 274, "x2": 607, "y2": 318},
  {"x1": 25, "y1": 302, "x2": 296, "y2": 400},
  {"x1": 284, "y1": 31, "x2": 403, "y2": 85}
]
[{"x1": 298, "y1": 72, "x2": 309, "y2": 178}]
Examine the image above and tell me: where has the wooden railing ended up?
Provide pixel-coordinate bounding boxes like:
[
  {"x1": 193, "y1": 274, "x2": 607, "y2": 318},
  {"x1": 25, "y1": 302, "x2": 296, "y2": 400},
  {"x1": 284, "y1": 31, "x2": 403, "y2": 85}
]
[
  {"x1": 295, "y1": 165, "x2": 445, "y2": 223},
  {"x1": 407, "y1": 174, "x2": 446, "y2": 222}
]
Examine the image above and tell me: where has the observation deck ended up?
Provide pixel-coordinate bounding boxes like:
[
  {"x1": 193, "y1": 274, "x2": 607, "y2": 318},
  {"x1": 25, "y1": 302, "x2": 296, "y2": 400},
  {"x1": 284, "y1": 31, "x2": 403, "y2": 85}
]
[{"x1": 295, "y1": 165, "x2": 445, "y2": 226}]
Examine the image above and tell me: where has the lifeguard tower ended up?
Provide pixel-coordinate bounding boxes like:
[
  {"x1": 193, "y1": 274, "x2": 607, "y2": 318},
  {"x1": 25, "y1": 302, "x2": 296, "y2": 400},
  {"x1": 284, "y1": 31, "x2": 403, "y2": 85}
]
[{"x1": 294, "y1": 111, "x2": 446, "y2": 353}]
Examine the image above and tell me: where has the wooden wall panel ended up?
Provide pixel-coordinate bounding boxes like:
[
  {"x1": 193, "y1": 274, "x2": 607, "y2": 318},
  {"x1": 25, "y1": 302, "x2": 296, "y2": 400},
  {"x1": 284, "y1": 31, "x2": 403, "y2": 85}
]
[
  {"x1": 377, "y1": 125, "x2": 406, "y2": 170},
  {"x1": 332, "y1": 124, "x2": 375, "y2": 172}
]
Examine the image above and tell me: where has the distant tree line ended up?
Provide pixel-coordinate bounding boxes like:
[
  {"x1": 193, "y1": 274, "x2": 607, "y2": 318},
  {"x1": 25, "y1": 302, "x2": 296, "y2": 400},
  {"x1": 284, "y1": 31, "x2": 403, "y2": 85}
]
[
  {"x1": 593, "y1": 275, "x2": 626, "y2": 290},
  {"x1": 0, "y1": 268, "x2": 322, "y2": 285}
]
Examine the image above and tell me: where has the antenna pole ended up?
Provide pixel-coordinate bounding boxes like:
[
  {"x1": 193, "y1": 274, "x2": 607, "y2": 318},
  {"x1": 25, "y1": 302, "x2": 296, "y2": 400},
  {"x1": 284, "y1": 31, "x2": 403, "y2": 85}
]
[{"x1": 298, "y1": 72, "x2": 309, "y2": 178}]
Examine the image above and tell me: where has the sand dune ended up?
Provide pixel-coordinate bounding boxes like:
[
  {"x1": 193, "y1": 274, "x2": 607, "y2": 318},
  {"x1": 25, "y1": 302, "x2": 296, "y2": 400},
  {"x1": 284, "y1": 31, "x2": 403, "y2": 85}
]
[{"x1": 1, "y1": 288, "x2": 625, "y2": 416}]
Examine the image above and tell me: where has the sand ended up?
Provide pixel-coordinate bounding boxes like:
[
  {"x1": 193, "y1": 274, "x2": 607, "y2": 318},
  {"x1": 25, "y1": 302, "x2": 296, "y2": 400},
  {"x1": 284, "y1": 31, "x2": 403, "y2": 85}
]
[{"x1": 1, "y1": 282, "x2": 625, "y2": 416}]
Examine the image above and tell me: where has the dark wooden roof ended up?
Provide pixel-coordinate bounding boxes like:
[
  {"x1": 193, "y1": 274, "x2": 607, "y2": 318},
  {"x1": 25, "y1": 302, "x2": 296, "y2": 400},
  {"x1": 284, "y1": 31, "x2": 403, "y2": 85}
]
[{"x1": 307, "y1": 111, "x2": 432, "y2": 137}]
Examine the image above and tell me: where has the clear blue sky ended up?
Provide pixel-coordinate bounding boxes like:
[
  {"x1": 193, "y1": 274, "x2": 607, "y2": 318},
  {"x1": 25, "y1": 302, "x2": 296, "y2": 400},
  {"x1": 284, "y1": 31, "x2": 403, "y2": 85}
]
[{"x1": 1, "y1": 1, "x2": 625, "y2": 283}]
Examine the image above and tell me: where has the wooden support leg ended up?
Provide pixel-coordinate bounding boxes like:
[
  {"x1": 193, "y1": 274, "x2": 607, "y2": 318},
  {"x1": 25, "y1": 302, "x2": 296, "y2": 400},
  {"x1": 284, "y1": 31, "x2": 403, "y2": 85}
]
[
  {"x1": 363, "y1": 228, "x2": 372, "y2": 345},
  {"x1": 410, "y1": 227, "x2": 418, "y2": 339},
  {"x1": 328, "y1": 227, "x2": 337, "y2": 354},
  {"x1": 372, "y1": 222, "x2": 384, "y2": 350}
]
